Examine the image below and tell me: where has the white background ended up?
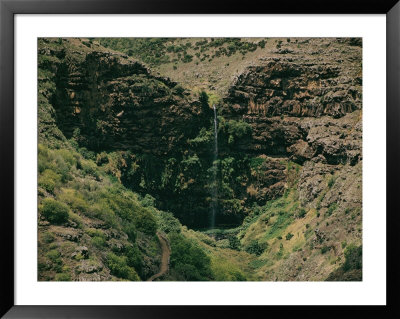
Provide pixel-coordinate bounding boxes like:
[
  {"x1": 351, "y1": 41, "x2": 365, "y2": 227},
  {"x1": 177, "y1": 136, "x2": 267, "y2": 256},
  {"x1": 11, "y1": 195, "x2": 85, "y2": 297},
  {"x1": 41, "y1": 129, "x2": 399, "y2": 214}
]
[{"x1": 15, "y1": 15, "x2": 386, "y2": 305}]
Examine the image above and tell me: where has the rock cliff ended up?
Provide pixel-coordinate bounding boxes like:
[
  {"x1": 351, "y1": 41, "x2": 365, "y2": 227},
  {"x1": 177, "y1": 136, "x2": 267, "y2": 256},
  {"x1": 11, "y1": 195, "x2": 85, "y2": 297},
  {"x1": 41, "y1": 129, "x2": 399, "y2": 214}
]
[
  {"x1": 219, "y1": 49, "x2": 362, "y2": 207},
  {"x1": 39, "y1": 38, "x2": 209, "y2": 155}
]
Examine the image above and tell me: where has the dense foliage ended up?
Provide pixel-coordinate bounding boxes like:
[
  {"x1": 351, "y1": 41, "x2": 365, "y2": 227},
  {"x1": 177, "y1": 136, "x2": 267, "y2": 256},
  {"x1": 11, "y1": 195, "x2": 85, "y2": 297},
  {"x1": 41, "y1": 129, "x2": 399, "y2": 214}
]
[
  {"x1": 168, "y1": 233, "x2": 212, "y2": 281},
  {"x1": 98, "y1": 38, "x2": 266, "y2": 67}
]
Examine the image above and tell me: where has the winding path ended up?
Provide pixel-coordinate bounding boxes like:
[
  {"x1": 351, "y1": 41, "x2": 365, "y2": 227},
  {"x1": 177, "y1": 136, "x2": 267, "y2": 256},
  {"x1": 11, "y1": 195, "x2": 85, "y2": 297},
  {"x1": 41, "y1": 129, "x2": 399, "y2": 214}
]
[{"x1": 147, "y1": 232, "x2": 171, "y2": 281}]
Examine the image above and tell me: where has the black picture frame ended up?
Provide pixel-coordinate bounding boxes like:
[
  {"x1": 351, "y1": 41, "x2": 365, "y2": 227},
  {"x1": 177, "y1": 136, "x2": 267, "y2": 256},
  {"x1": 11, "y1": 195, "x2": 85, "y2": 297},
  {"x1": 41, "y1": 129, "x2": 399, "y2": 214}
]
[{"x1": 1, "y1": 0, "x2": 399, "y2": 318}]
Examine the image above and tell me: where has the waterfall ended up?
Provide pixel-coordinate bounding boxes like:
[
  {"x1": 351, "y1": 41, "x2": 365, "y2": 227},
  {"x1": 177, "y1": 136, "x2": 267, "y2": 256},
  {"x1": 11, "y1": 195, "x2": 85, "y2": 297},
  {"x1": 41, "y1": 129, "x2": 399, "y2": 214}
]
[
  {"x1": 211, "y1": 104, "x2": 218, "y2": 229},
  {"x1": 213, "y1": 104, "x2": 218, "y2": 161}
]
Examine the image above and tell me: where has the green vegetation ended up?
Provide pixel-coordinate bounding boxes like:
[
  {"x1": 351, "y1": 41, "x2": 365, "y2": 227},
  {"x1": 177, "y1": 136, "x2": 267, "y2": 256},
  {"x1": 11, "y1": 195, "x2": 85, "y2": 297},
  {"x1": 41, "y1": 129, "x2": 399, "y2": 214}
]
[
  {"x1": 37, "y1": 144, "x2": 160, "y2": 280},
  {"x1": 285, "y1": 233, "x2": 294, "y2": 241},
  {"x1": 99, "y1": 38, "x2": 264, "y2": 67},
  {"x1": 40, "y1": 198, "x2": 69, "y2": 224},
  {"x1": 343, "y1": 244, "x2": 362, "y2": 272},
  {"x1": 169, "y1": 233, "x2": 212, "y2": 281},
  {"x1": 218, "y1": 117, "x2": 252, "y2": 146},
  {"x1": 106, "y1": 252, "x2": 140, "y2": 281},
  {"x1": 327, "y1": 203, "x2": 338, "y2": 216},
  {"x1": 211, "y1": 257, "x2": 246, "y2": 281},
  {"x1": 99, "y1": 38, "x2": 170, "y2": 66},
  {"x1": 297, "y1": 208, "x2": 307, "y2": 218},
  {"x1": 245, "y1": 240, "x2": 267, "y2": 256},
  {"x1": 54, "y1": 273, "x2": 71, "y2": 281},
  {"x1": 321, "y1": 246, "x2": 329, "y2": 254},
  {"x1": 326, "y1": 245, "x2": 362, "y2": 281},
  {"x1": 91, "y1": 236, "x2": 106, "y2": 248},
  {"x1": 327, "y1": 175, "x2": 336, "y2": 188}
]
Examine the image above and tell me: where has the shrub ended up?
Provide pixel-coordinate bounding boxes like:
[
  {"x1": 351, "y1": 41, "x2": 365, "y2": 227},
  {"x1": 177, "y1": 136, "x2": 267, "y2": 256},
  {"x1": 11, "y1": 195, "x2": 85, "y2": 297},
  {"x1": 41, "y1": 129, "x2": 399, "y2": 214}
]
[
  {"x1": 140, "y1": 194, "x2": 156, "y2": 207},
  {"x1": 52, "y1": 149, "x2": 76, "y2": 182},
  {"x1": 343, "y1": 245, "x2": 362, "y2": 271},
  {"x1": 55, "y1": 273, "x2": 71, "y2": 281},
  {"x1": 123, "y1": 222, "x2": 137, "y2": 242},
  {"x1": 134, "y1": 207, "x2": 157, "y2": 235},
  {"x1": 106, "y1": 252, "x2": 140, "y2": 281},
  {"x1": 68, "y1": 212, "x2": 84, "y2": 228},
  {"x1": 250, "y1": 157, "x2": 266, "y2": 171},
  {"x1": 58, "y1": 188, "x2": 88, "y2": 213},
  {"x1": 245, "y1": 240, "x2": 267, "y2": 256},
  {"x1": 45, "y1": 249, "x2": 63, "y2": 270},
  {"x1": 326, "y1": 245, "x2": 362, "y2": 281},
  {"x1": 40, "y1": 198, "x2": 69, "y2": 224},
  {"x1": 124, "y1": 245, "x2": 143, "y2": 276},
  {"x1": 100, "y1": 187, "x2": 136, "y2": 221},
  {"x1": 91, "y1": 236, "x2": 106, "y2": 249},
  {"x1": 86, "y1": 228, "x2": 105, "y2": 238},
  {"x1": 211, "y1": 257, "x2": 247, "y2": 281},
  {"x1": 96, "y1": 151, "x2": 109, "y2": 166},
  {"x1": 79, "y1": 147, "x2": 96, "y2": 161},
  {"x1": 327, "y1": 203, "x2": 338, "y2": 216},
  {"x1": 38, "y1": 169, "x2": 61, "y2": 193},
  {"x1": 182, "y1": 53, "x2": 193, "y2": 63},
  {"x1": 297, "y1": 208, "x2": 307, "y2": 218},
  {"x1": 55, "y1": 149, "x2": 76, "y2": 166},
  {"x1": 81, "y1": 160, "x2": 99, "y2": 179},
  {"x1": 321, "y1": 246, "x2": 329, "y2": 254},
  {"x1": 276, "y1": 243, "x2": 284, "y2": 259},
  {"x1": 41, "y1": 231, "x2": 55, "y2": 243},
  {"x1": 228, "y1": 236, "x2": 241, "y2": 250},
  {"x1": 157, "y1": 211, "x2": 181, "y2": 234},
  {"x1": 88, "y1": 203, "x2": 118, "y2": 228},
  {"x1": 285, "y1": 233, "x2": 294, "y2": 241},
  {"x1": 222, "y1": 120, "x2": 252, "y2": 145},
  {"x1": 327, "y1": 175, "x2": 336, "y2": 188},
  {"x1": 169, "y1": 233, "x2": 212, "y2": 281},
  {"x1": 258, "y1": 40, "x2": 266, "y2": 48}
]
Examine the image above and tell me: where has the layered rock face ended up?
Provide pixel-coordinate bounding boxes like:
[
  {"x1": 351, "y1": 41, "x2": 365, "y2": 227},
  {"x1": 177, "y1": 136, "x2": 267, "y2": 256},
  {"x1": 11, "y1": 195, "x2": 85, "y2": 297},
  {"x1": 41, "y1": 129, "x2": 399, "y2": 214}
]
[
  {"x1": 220, "y1": 51, "x2": 362, "y2": 206},
  {"x1": 38, "y1": 39, "x2": 213, "y2": 228},
  {"x1": 225, "y1": 58, "x2": 361, "y2": 118},
  {"x1": 222, "y1": 55, "x2": 362, "y2": 156},
  {"x1": 40, "y1": 39, "x2": 208, "y2": 156}
]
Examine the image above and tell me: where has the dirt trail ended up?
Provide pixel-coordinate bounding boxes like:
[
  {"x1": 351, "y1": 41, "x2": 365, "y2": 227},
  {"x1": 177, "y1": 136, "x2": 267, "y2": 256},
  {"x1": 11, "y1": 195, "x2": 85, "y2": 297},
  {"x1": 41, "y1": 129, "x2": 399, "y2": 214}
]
[{"x1": 147, "y1": 232, "x2": 171, "y2": 281}]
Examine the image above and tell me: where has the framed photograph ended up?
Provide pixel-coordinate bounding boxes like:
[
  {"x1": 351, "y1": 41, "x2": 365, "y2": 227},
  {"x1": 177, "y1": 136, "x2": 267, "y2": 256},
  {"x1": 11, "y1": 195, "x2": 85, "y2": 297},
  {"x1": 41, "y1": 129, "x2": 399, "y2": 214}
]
[{"x1": 1, "y1": 0, "x2": 399, "y2": 317}]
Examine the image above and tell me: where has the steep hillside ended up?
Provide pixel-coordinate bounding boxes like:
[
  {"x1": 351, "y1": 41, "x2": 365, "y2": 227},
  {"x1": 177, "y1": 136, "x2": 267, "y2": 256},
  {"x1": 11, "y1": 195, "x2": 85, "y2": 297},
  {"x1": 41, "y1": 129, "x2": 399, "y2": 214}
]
[{"x1": 38, "y1": 37, "x2": 362, "y2": 281}]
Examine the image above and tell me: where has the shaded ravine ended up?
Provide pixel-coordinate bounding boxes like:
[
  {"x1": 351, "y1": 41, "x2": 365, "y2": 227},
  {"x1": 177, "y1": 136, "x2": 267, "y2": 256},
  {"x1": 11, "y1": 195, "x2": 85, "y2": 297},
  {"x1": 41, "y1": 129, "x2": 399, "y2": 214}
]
[{"x1": 147, "y1": 232, "x2": 171, "y2": 281}]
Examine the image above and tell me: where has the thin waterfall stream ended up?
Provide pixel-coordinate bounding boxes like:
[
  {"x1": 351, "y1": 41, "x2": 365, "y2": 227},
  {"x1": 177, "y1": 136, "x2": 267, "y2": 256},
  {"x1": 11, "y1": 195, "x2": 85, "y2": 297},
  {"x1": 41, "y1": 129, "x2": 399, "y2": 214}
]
[{"x1": 211, "y1": 104, "x2": 218, "y2": 229}]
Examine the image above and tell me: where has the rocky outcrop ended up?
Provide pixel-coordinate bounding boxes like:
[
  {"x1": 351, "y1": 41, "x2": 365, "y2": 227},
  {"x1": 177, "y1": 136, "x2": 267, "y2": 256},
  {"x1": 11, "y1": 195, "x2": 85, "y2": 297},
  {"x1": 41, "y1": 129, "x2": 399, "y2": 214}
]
[
  {"x1": 220, "y1": 49, "x2": 362, "y2": 209},
  {"x1": 39, "y1": 39, "x2": 209, "y2": 156},
  {"x1": 224, "y1": 57, "x2": 361, "y2": 119}
]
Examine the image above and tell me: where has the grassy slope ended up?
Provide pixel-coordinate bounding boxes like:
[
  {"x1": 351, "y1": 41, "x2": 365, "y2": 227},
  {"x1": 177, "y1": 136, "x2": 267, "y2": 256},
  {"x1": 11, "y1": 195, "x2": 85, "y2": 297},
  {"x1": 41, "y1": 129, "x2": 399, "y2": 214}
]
[
  {"x1": 234, "y1": 161, "x2": 362, "y2": 281},
  {"x1": 38, "y1": 143, "x2": 160, "y2": 281}
]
